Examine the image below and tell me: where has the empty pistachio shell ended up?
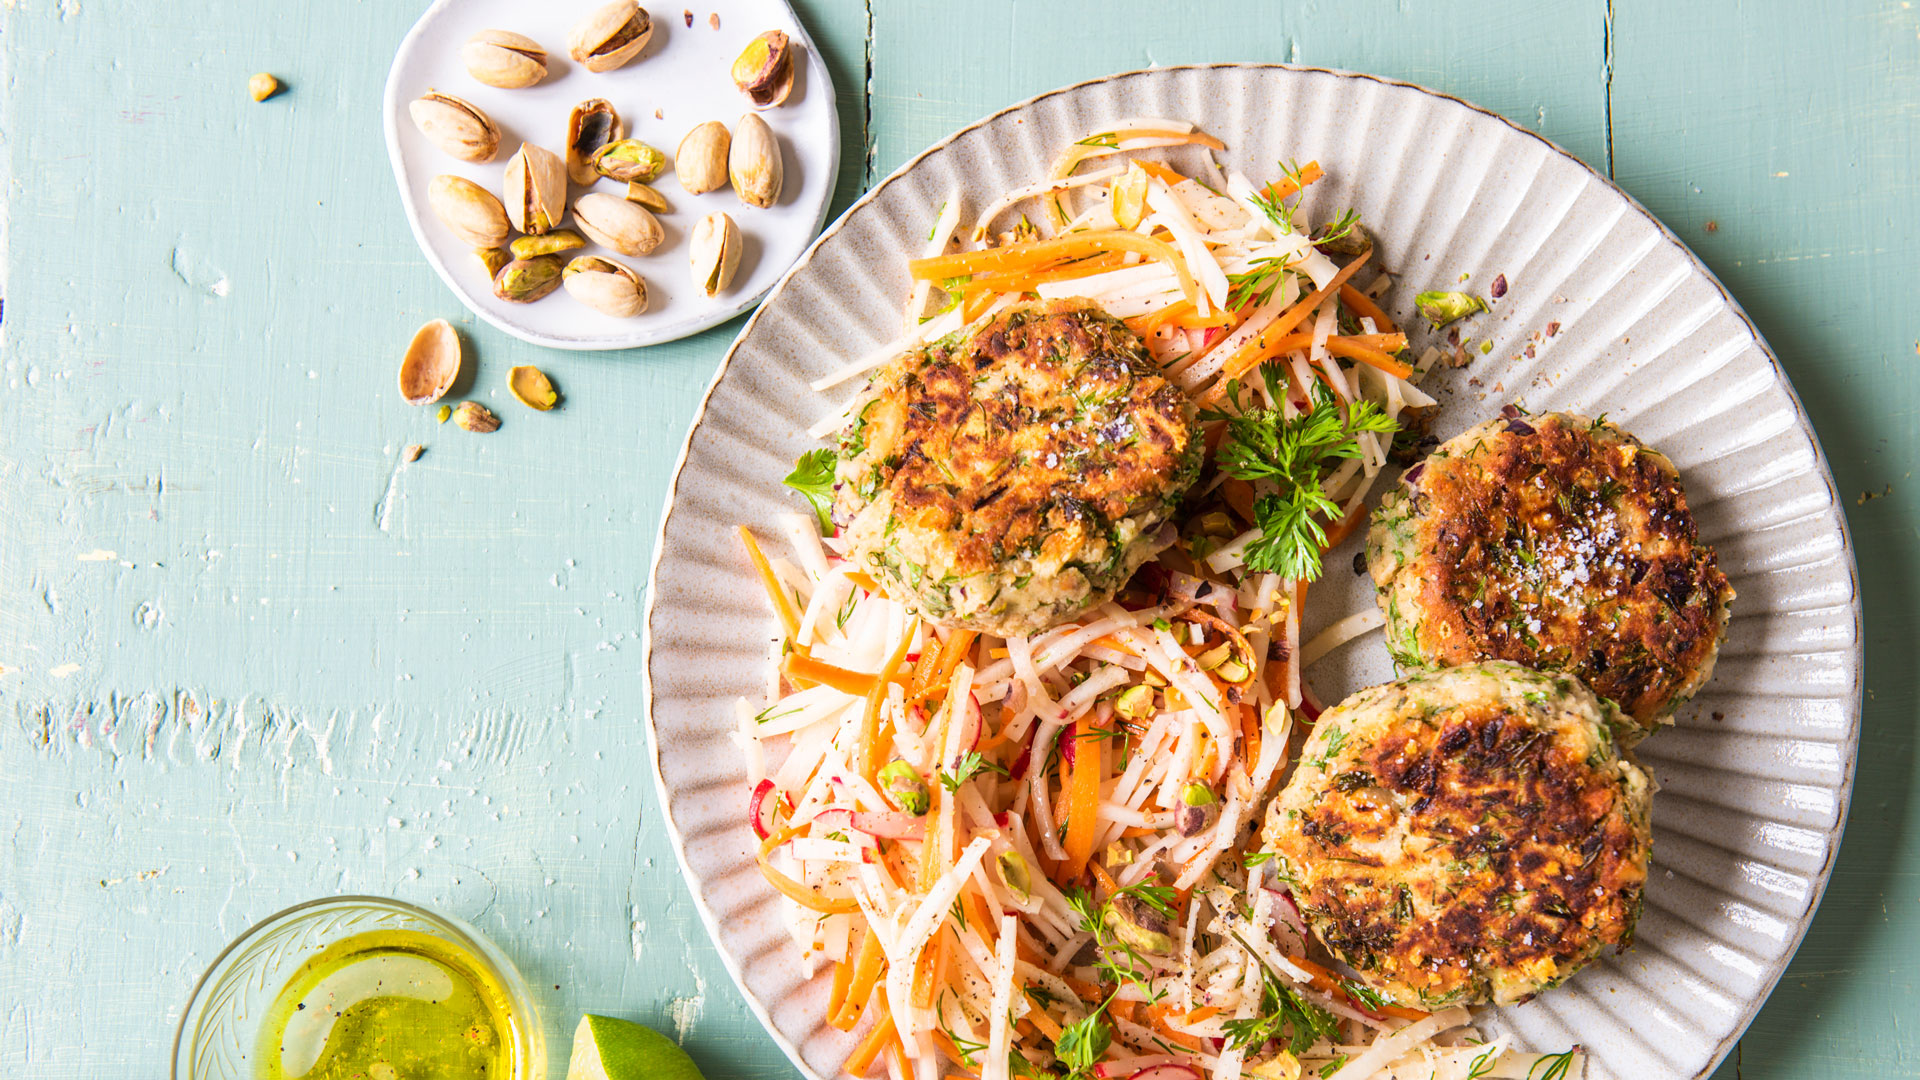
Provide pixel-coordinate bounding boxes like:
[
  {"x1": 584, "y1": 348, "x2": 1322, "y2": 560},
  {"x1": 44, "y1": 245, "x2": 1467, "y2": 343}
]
[
  {"x1": 625, "y1": 181, "x2": 670, "y2": 213},
  {"x1": 563, "y1": 255, "x2": 648, "y2": 317},
  {"x1": 569, "y1": 0, "x2": 653, "y2": 73},
  {"x1": 492, "y1": 254, "x2": 565, "y2": 303},
  {"x1": 428, "y1": 175, "x2": 509, "y2": 248},
  {"x1": 452, "y1": 401, "x2": 500, "y2": 433},
  {"x1": 476, "y1": 246, "x2": 512, "y2": 278},
  {"x1": 410, "y1": 90, "x2": 500, "y2": 163},
  {"x1": 565, "y1": 98, "x2": 624, "y2": 185},
  {"x1": 689, "y1": 212, "x2": 742, "y2": 297},
  {"x1": 249, "y1": 73, "x2": 280, "y2": 102},
  {"x1": 573, "y1": 192, "x2": 663, "y2": 256},
  {"x1": 729, "y1": 113, "x2": 782, "y2": 208},
  {"x1": 463, "y1": 29, "x2": 548, "y2": 89},
  {"x1": 398, "y1": 318, "x2": 462, "y2": 405},
  {"x1": 508, "y1": 365, "x2": 559, "y2": 411},
  {"x1": 591, "y1": 139, "x2": 668, "y2": 183},
  {"x1": 676, "y1": 121, "x2": 731, "y2": 195},
  {"x1": 510, "y1": 230, "x2": 586, "y2": 259},
  {"x1": 731, "y1": 30, "x2": 794, "y2": 109},
  {"x1": 503, "y1": 142, "x2": 568, "y2": 235}
]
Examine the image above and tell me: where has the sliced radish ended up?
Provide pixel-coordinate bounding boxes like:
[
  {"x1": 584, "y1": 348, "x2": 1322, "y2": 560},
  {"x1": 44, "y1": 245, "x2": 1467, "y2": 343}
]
[
  {"x1": 1009, "y1": 739, "x2": 1034, "y2": 781},
  {"x1": 1060, "y1": 721, "x2": 1080, "y2": 768},
  {"x1": 749, "y1": 779, "x2": 780, "y2": 840},
  {"x1": 850, "y1": 810, "x2": 926, "y2": 841}
]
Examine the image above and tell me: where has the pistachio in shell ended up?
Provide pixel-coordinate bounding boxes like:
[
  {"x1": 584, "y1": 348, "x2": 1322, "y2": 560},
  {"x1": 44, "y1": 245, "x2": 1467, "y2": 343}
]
[
  {"x1": 476, "y1": 246, "x2": 512, "y2": 279},
  {"x1": 728, "y1": 112, "x2": 782, "y2": 209},
  {"x1": 689, "y1": 212, "x2": 742, "y2": 297},
  {"x1": 452, "y1": 401, "x2": 501, "y2": 433},
  {"x1": 409, "y1": 90, "x2": 500, "y2": 163},
  {"x1": 675, "y1": 121, "x2": 731, "y2": 195},
  {"x1": 568, "y1": 0, "x2": 653, "y2": 73},
  {"x1": 492, "y1": 254, "x2": 565, "y2": 303},
  {"x1": 563, "y1": 255, "x2": 648, "y2": 318},
  {"x1": 398, "y1": 318, "x2": 462, "y2": 405},
  {"x1": 625, "y1": 181, "x2": 670, "y2": 213},
  {"x1": 730, "y1": 30, "x2": 794, "y2": 109},
  {"x1": 508, "y1": 365, "x2": 559, "y2": 411},
  {"x1": 427, "y1": 174, "x2": 509, "y2": 248},
  {"x1": 572, "y1": 192, "x2": 663, "y2": 257},
  {"x1": 565, "y1": 98, "x2": 624, "y2": 186},
  {"x1": 591, "y1": 139, "x2": 668, "y2": 184},
  {"x1": 503, "y1": 142, "x2": 568, "y2": 235},
  {"x1": 462, "y1": 29, "x2": 549, "y2": 89},
  {"x1": 510, "y1": 230, "x2": 586, "y2": 259}
]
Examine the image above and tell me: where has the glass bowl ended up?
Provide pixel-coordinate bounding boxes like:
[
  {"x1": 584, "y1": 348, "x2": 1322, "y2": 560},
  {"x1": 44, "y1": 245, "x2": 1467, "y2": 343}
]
[{"x1": 171, "y1": 895, "x2": 545, "y2": 1080}]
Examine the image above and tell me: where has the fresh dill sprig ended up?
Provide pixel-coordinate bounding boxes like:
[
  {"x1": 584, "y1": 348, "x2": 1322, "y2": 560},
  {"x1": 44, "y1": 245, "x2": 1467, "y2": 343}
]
[
  {"x1": 1528, "y1": 1048, "x2": 1581, "y2": 1080},
  {"x1": 937, "y1": 751, "x2": 1009, "y2": 793},
  {"x1": 1200, "y1": 378, "x2": 1398, "y2": 582}
]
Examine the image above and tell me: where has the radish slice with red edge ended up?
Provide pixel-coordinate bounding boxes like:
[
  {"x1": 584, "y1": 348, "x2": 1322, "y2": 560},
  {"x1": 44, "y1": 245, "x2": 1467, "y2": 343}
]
[
  {"x1": 749, "y1": 779, "x2": 780, "y2": 840},
  {"x1": 851, "y1": 810, "x2": 926, "y2": 840}
]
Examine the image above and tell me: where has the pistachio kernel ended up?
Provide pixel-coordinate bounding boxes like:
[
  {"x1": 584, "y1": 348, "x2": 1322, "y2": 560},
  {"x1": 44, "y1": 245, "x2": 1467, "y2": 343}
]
[
  {"x1": 451, "y1": 401, "x2": 500, "y2": 433},
  {"x1": 510, "y1": 230, "x2": 587, "y2": 259}
]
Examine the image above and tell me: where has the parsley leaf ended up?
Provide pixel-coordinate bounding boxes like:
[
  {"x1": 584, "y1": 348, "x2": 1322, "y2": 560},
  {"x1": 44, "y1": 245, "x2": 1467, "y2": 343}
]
[
  {"x1": 1053, "y1": 997, "x2": 1114, "y2": 1078},
  {"x1": 1202, "y1": 378, "x2": 1398, "y2": 582},
  {"x1": 782, "y1": 449, "x2": 837, "y2": 534},
  {"x1": 1220, "y1": 962, "x2": 1340, "y2": 1055},
  {"x1": 938, "y1": 751, "x2": 1009, "y2": 793}
]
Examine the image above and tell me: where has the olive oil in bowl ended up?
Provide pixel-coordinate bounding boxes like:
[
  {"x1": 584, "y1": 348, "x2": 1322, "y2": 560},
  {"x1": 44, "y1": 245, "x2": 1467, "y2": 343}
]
[{"x1": 256, "y1": 928, "x2": 522, "y2": 1080}]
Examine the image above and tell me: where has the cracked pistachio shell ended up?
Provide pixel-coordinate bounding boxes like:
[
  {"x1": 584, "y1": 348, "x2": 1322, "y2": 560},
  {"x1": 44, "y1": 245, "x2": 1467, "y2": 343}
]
[
  {"x1": 563, "y1": 255, "x2": 647, "y2": 318},
  {"x1": 624, "y1": 181, "x2": 670, "y2": 213},
  {"x1": 675, "y1": 121, "x2": 731, "y2": 195},
  {"x1": 427, "y1": 174, "x2": 509, "y2": 248},
  {"x1": 510, "y1": 229, "x2": 586, "y2": 259},
  {"x1": 492, "y1": 254, "x2": 565, "y2": 303},
  {"x1": 568, "y1": 0, "x2": 652, "y2": 73},
  {"x1": 565, "y1": 98, "x2": 624, "y2": 185},
  {"x1": 410, "y1": 90, "x2": 500, "y2": 163},
  {"x1": 730, "y1": 30, "x2": 794, "y2": 109},
  {"x1": 508, "y1": 365, "x2": 559, "y2": 411},
  {"x1": 462, "y1": 29, "x2": 549, "y2": 89},
  {"x1": 503, "y1": 142, "x2": 568, "y2": 235},
  {"x1": 398, "y1": 318, "x2": 462, "y2": 405},
  {"x1": 572, "y1": 192, "x2": 663, "y2": 257},
  {"x1": 689, "y1": 212, "x2": 742, "y2": 297},
  {"x1": 728, "y1": 112, "x2": 782, "y2": 208},
  {"x1": 452, "y1": 401, "x2": 500, "y2": 433},
  {"x1": 590, "y1": 139, "x2": 667, "y2": 183}
]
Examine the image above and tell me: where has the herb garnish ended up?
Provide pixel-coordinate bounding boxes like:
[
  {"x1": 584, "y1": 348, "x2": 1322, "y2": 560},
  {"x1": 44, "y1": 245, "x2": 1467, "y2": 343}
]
[
  {"x1": 1220, "y1": 962, "x2": 1340, "y2": 1054},
  {"x1": 782, "y1": 449, "x2": 837, "y2": 533},
  {"x1": 937, "y1": 751, "x2": 1009, "y2": 793}
]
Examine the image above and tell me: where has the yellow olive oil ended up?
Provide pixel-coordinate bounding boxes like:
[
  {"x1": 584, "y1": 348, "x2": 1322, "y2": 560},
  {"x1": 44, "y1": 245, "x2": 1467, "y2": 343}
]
[{"x1": 255, "y1": 928, "x2": 519, "y2": 1080}]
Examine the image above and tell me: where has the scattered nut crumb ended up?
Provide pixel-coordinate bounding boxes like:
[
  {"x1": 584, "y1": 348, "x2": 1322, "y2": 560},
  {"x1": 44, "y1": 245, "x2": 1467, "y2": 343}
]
[
  {"x1": 1711, "y1": 711, "x2": 1726, "y2": 721},
  {"x1": 684, "y1": 9, "x2": 694, "y2": 26},
  {"x1": 1857, "y1": 484, "x2": 1893, "y2": 505},
  {"x1": 248, "y1": 73, "x2": 280, "y2": 102},
  {"x1": 1523, "y1": 344, "x2": 1536, "y2": 359},
  {"x1": 1546, "y1": 321, "x2": 1561, "y2": 337},
  {"x1": 1705, "y1": 220, "x2": 1719, "y2": 233},
  {"x1": 1491, "y1": 382, "x2": 1504, "y2": 392},
  {"x1": 402, "y1": 444, "x2": 424, "y2": 463},
  {"x1": 1490, "y1": 273, "x2": 1508, "y2": 299},
  {"x1": 709, "y1": 11, "x2": 720, "y2": 28},
  {"x1": 655, "y1": 108, "x2": 664, "y2": 120}
]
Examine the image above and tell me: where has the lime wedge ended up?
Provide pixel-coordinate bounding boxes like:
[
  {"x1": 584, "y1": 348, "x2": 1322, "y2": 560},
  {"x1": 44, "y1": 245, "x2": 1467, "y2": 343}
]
[{"x1": 567, "y1": 1014, "x2": 706, "y2": 1080}]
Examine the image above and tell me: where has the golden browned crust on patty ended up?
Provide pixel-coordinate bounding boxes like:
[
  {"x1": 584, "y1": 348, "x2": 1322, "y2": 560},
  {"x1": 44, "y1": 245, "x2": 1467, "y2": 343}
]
[
  {"x1": 1367, "y1": 411, "x2": 1733, "y2": 734},
  {"x1": 831, "y1": 300, "x2": 1201, "y2": 635},
  {"x1": 1260, "y1": 663, "x2": 1652, "y2": 1008}
]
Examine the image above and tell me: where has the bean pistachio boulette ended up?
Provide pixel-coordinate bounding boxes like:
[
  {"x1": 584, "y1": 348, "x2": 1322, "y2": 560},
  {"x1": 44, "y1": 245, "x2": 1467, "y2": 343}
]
[{"x1": 829, "y1": 300, "x2": 1202, "y2": 636}]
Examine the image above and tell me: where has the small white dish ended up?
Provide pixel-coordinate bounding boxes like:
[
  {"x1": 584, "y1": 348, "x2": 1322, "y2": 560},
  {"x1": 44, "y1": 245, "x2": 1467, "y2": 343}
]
[{"x1": 383, "y1": 0, "x2": 839, "y2": 350}]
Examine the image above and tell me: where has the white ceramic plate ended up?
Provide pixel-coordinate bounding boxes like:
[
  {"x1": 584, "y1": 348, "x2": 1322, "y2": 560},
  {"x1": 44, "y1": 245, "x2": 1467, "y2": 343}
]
[
  {"x1": 383, "y1": 0, "x2": 839, "y2": 350},
  {"x1": 644, "y1": 65, "x2": 1862, "y2": 1080}
]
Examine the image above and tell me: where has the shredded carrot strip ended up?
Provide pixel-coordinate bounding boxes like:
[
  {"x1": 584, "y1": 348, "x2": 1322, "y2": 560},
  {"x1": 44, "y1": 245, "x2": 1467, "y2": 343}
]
[
  {"x1": 1285, "y1": 952, "x2": 1430, "y2": 1022},
  {"x1": 834, "y1": 928, "x2": 889, "y2": 1029},
  {"x1": 1061, "y1": 728, "x2": 1102, "y2": 883},
  {"x1": 1259, "y1": 160, "x2": 1324, "y2": 203},
  {"x1": 1088, "y1": 860, "x2": 1120, "y2": 897},
  {"x1": 1132, "y1": 159, "x2": 1189, "y2": 186},
  {"x1": 1183, "y1": 1005, "x2": 1221, "y2": 1024},
  {"x1": 1145, "y1": 1002, "x2": 1205, "y2": 1050},
  {"x1": 907, "y1": 646, "x2": 943, "y2": 697},
  {"x1": 1110, "y1": 128, "x2": 1227, "y2": 150},
  {"x1": 1112, "y1": 999, "x2": 1141, "y2": 1025},
  {"x1": 785, "y1": 652, "x2": 906, "y2": 697},
  {"x1": 1338, "y1": 282, "x2": 1399, "y2": 335},
  {"x1": 1221, "y1": 478, "x2": 1259, "y2": 525},
  {"x1": 909, "y1": 231, "x2": 1198, "y2": 306},
  {"x1": 841, "y1": 998, "x2": 896, "y2": 1076},
  {"x1": 1320, "y1": 499, "x2": 1370, "y2": 552},
  {"x1": 1088, "y1": 634, "x2": 1140, "y2": 656},
  {"x1": 1021, "y1": 992, "x2": 1065, "y2": 1041},
  {"x1": 1205, "y1": 247, "x2": 1374, "y2": 398},
  {"x1": 827, "y1": 958, "x2": 854, "y2": 1020},
  {"x1": 913, "y1": 933, "x2": 947, "y2": 1009},
  {"x1": 758, "y1": 826, "x2": 860, "y2": 914},
  {"x1": 738, "y1": 526, "x2": 800, "y2": 642},
  {"x1": 971, "y1": 252, "x2": 1129, "y2": 294},
  {"x1": 930, "y1": 1032, "x2": 982, "y2": 1077},
  {"x1": 1216, "y1": 330, "x2": 1407, "y2": 360},
  {"x1": 1326, "y1": 335, "x2": 1415, "y2": 379},
  {"x1": 846, "y1": 570, "x2": 880, "y2": 591}
]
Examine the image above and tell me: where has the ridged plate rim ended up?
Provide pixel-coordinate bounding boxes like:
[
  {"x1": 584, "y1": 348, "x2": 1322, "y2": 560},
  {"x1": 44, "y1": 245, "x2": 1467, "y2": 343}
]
[{"x1": 643, "y1": 63, "x2": 1863, "y2": 1080}]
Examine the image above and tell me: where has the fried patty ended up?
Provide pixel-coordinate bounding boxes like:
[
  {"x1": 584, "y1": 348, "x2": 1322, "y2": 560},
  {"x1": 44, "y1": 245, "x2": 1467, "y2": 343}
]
[
  {"x1": 1366, "y1": 411, "x2": 1733, "y2": 737},
  {"x1": 831, "y1": 300, "x2": 1201, "y2": 635},
  {"x1": 1259, "y1": 662, "x2": 1652, "y2": 1008}
]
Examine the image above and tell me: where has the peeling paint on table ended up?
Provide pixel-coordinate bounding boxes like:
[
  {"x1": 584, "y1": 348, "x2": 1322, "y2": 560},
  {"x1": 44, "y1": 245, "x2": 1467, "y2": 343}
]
[{"x1": 1, "y1": 1, "x2": 1915, "y2": 1077}]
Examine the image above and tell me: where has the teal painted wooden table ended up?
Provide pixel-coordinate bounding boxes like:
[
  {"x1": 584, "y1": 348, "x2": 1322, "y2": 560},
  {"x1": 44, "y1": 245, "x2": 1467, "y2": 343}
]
[{"x1": 1, "y1": 1, "x2": 1914, "y2": 1075}]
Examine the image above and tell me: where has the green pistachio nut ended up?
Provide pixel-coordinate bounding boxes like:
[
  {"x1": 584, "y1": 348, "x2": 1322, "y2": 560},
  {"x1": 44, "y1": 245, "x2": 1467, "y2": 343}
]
[
  {"x1": 510, "y1": 229, "x2": 586, "y2": 259},
  {"x1": 591, "y1": 138, "x2": 667, "y2": 183},
  {"x1": 996, "y1": 850, "x2": 1033, "y2": 904},
  {"x1": 878, "y1": 759, "x2": 930, "y2": 816},
  {"x1": 1414, "y1": 290, "x2": 1488, "y2": 330},
  {"x1": 493, "y1": 254, "x2": 564, "y2": 303}
]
